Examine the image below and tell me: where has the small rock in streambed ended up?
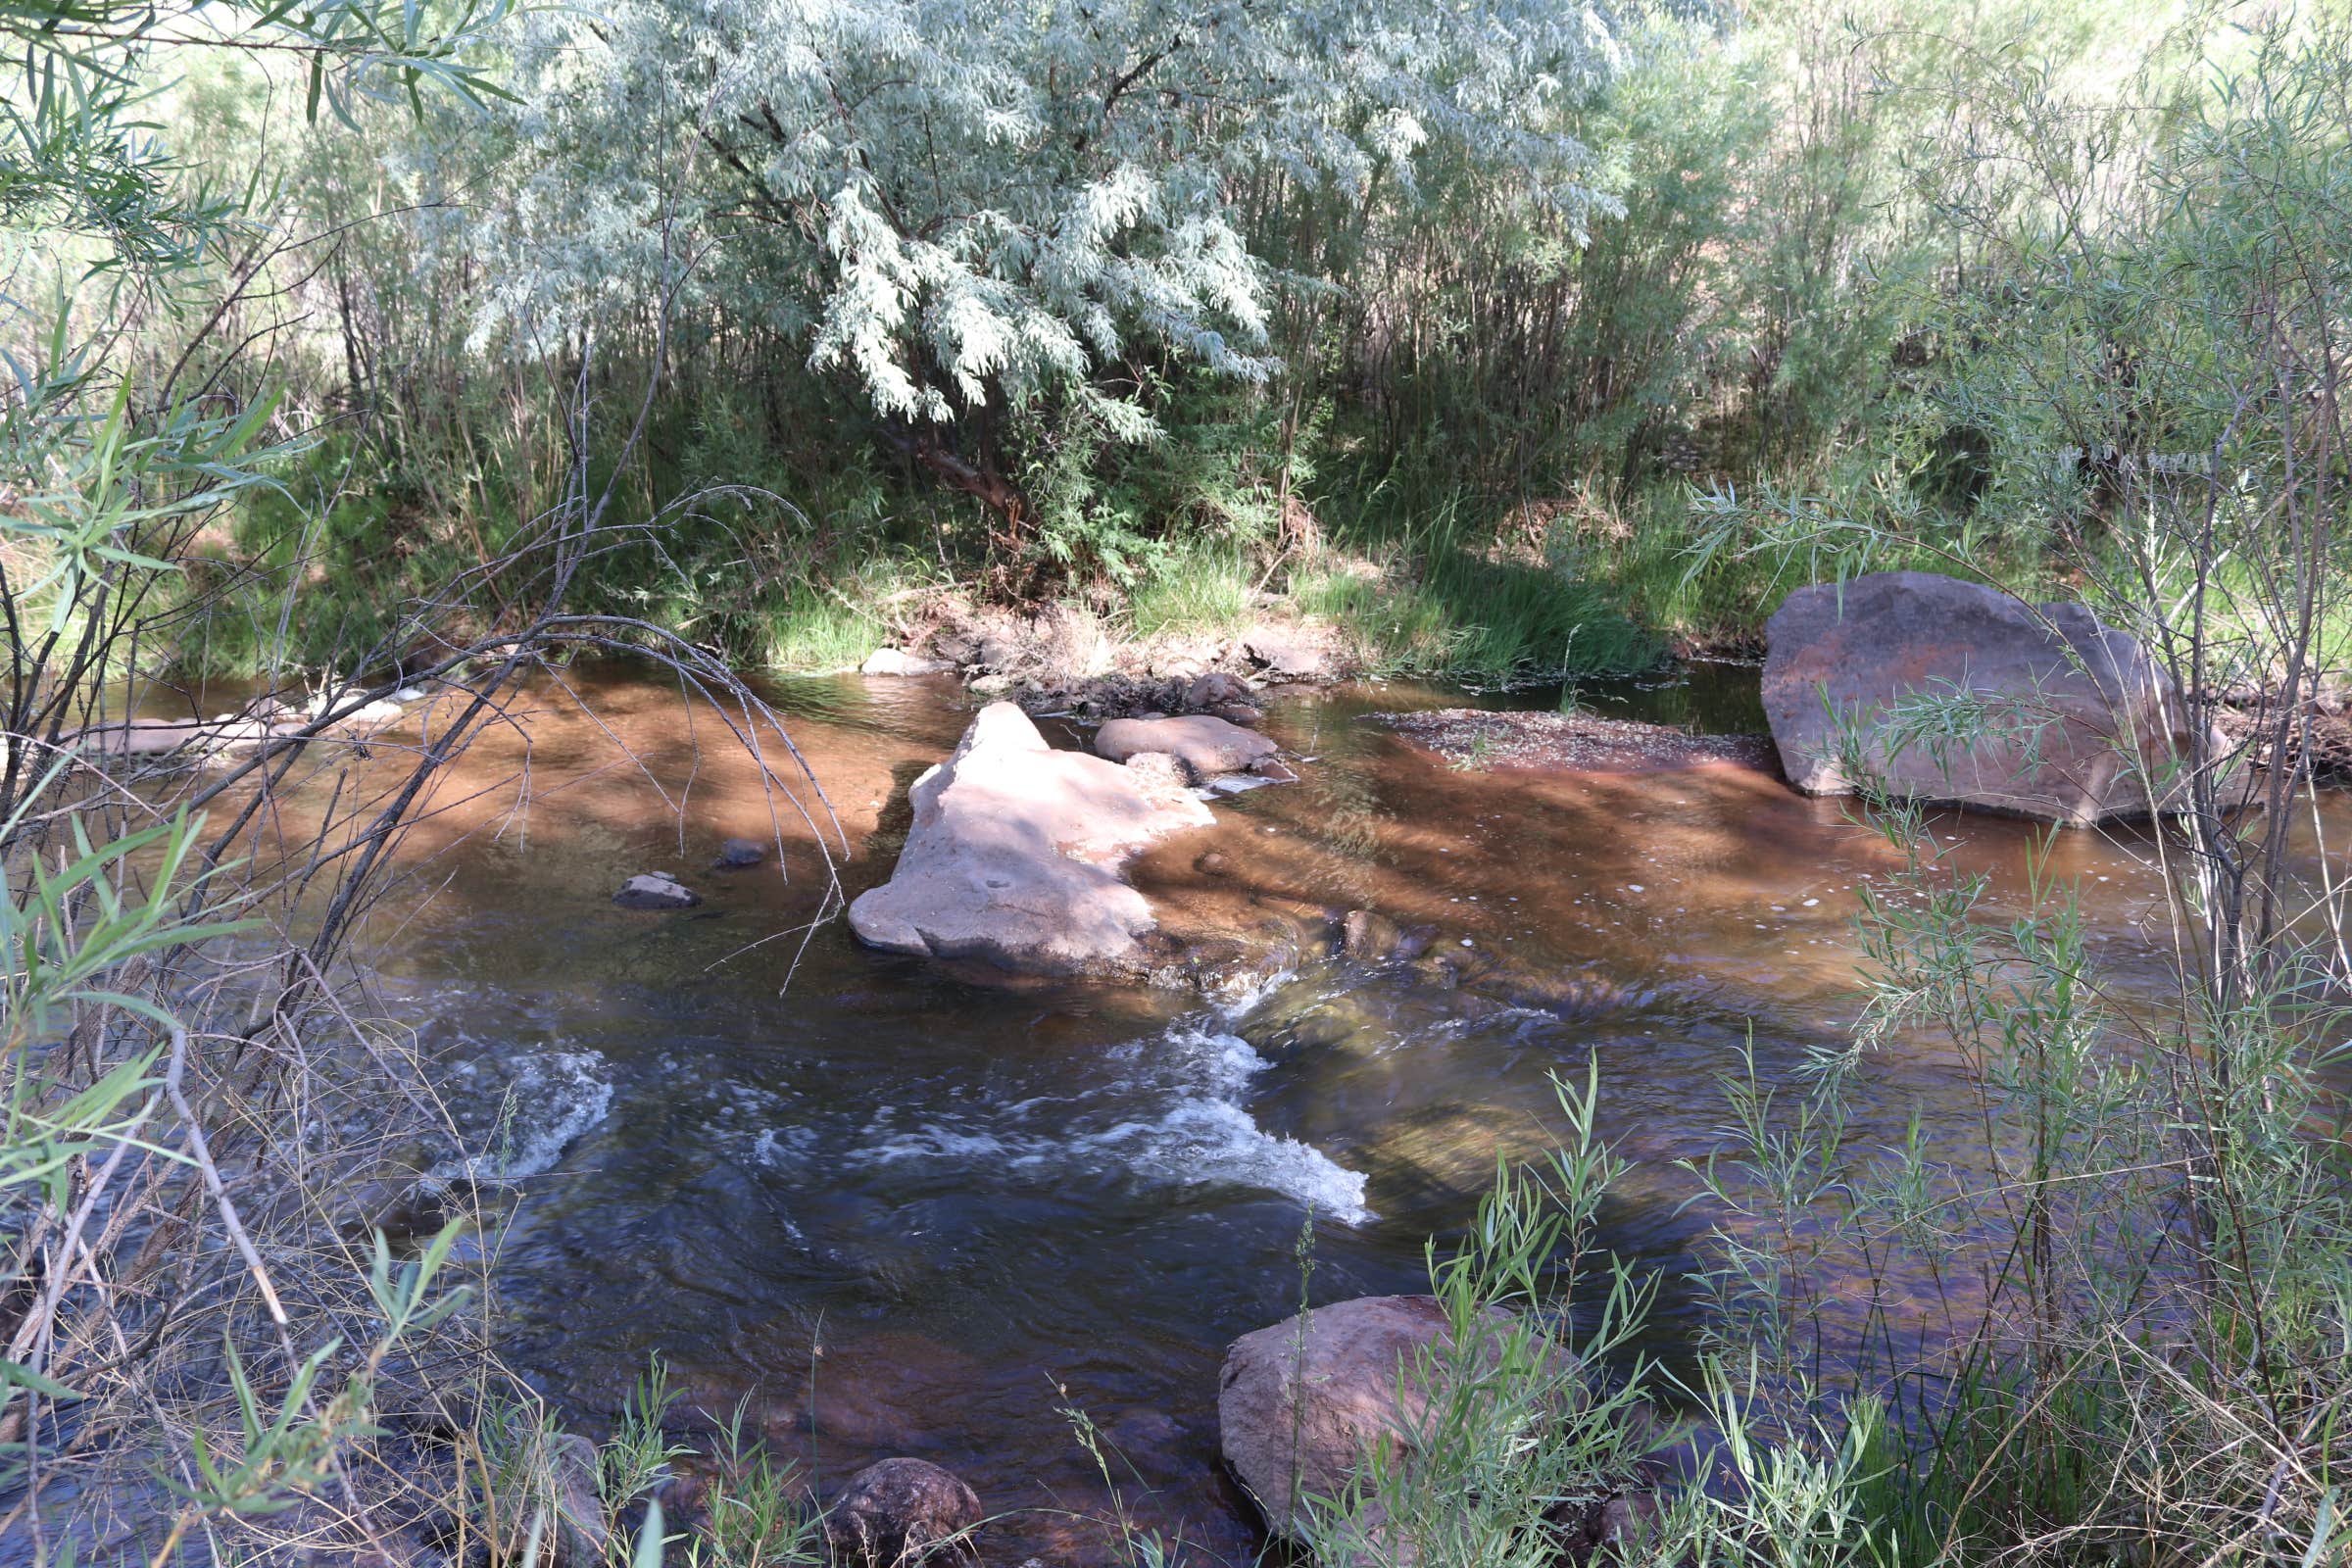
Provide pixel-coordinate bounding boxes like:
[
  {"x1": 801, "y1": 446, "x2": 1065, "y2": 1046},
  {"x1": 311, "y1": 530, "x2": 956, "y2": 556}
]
[
  {"x1": 1185, "y1": 670, "x2": 1254, "y2": 711},
  {"x1": 1096, "y1": 713, "x2": 1279, "y2": 780},
  {"x1": 1341, "y1": 908, "x2": 1400, "y2": 960},
  {"x1": 613, "y1": 873, "x2": 701, "y2": 909},
  {"x1": 1194, "y1": 851, "x2": 1232, "y2": 877},
  {"x1": 1210, "y1": 702, "x2": 1264, "y2": 726},
  {"x1": 1205, "y1": 773, "x2": 1274, "y2": 796},
  {"x1": 825, "y1": 1457, "x2": 982, "y2": 1568},
  {"x1": 1392, "y1": 922, "x2": 1442, "y2": 961},
  {"x1": 710, "y1": 838, "x2": 766, "y2": 870}
]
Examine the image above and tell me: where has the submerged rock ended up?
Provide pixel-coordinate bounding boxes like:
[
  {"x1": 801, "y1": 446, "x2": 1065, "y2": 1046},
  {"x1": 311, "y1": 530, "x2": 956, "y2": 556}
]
[
  {"x1": 1096, "y1": 714, "x2": 1280, "y2": 781},
  {"x1": 324, "y1": 696, "x2": 409, "y2": 735},
  {"x1": 613, "y1": 873, "x2": 700, "y2": 909},
  {"x1": 710, "y1": 837, "x2": 766, "y2": 869},
  {"x1": 848, "y1": 702, "x2": 1212, "y2": 973},
  {"x1": 1764, "y1": 570, "x2": 2197, "y2": 825},
  {"x1": 825, "y1": 1457, "x2": 981, "y2": 1568},
  {"x1": 65, "y1": 716, "x2": 234, "y2": 759},
  {"x1": 1217, "y1": 1295, "x2": 1582, "y2": 1550}
]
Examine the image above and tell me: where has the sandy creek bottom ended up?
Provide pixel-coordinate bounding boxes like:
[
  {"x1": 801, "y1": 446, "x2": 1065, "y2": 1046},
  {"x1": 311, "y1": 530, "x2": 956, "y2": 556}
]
[{"x1": 254, "y1": 662, "x2": 2345, "y2": 1561}]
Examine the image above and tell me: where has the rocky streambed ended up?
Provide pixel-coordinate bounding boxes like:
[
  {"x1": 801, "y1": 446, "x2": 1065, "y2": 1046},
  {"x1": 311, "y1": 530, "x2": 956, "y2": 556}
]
[{"x1": 178, "y1": 574, "x2": 2349, "y2": 1564}]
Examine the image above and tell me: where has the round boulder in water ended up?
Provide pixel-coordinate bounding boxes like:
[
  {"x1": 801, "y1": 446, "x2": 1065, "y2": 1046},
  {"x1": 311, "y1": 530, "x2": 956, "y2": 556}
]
[
  {"x1": 612, "y1": 872, "x2": 700, "y2": 909},
  {"x1": 1763, "y1": 569, "x2": 2198, "y2": 824},
  {"x1": 1217, "y1": 1294, "x2": 1580, "y2": 1549},
  {"x1": 825, "y1": 1457, "x2": 981, "y2": 1568}
]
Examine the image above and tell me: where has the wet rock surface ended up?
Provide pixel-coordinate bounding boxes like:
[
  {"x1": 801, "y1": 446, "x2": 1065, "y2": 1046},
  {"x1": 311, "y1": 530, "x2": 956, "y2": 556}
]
[
  {"x1": 1763, "y1": 570, "x2": 2195, "y2": 824},
  {"x1": 1186, "y1": 671, "x2": 1255, "y2": 711},
  {"x1": 848, "y1": 702, "x2": 1213, "y2": 974}
]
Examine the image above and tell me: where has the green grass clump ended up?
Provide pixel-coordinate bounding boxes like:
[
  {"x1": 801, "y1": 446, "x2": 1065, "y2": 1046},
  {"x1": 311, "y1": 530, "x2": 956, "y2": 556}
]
[
  {"x1": 1126, "y1": 541, "x2": 1262, "y2": 640},
  {"x1": 1302, "y1": 481, "x2": 1661, "y2": 684}
]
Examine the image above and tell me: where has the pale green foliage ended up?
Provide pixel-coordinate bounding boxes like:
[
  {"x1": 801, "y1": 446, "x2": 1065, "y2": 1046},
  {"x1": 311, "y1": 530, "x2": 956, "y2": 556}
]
[{"x1": 482, "y1": 0, "x2": 1621, "y2": 437}]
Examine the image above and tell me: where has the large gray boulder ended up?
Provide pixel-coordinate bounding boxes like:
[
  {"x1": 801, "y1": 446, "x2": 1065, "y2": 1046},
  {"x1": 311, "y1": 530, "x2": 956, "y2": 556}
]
[
  {"x1": 1763, "y1": 571, "x2": 2195, "y2": 825},
  {"x1": 1096, "y1": 713, "x2": 1279, "y2": 780},
  {"x1": 1217, "y1": 1295, "x2": 1580, "y2": 1553},
  {"x1": 849, "y1": 703, "x2": 1211, "y2": 973}
]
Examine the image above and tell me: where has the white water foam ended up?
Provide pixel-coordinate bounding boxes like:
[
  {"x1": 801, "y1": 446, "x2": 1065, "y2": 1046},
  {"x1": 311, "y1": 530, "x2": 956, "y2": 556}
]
[
  {"x1": 432, "y1": 1048, "x2": 614, "y2": 1188},
  {"x1": 840, "y1": 1020, "x2": 1373, "y2": 1224}
]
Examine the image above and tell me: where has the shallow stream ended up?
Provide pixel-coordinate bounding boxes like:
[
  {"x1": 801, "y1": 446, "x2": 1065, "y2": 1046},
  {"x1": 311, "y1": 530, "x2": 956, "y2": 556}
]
[{"x1": 291, "y1": 663, "x2": 2346, "y2": 1559}]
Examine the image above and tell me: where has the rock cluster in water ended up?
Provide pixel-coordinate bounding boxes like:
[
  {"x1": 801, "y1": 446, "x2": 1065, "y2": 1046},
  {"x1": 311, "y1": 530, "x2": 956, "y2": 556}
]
[
  {"x1": 1764, "y1": 569, "x2": 2199, "y2": 825},
  {"x1": 855, "y1": 599, "x2": 1343, "y2": 720}
]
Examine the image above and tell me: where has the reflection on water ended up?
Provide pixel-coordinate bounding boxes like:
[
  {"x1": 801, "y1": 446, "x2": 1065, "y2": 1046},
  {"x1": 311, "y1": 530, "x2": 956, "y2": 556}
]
[{"x1": 263, "y1": 663, "x2": 2346, "y2": 1557}]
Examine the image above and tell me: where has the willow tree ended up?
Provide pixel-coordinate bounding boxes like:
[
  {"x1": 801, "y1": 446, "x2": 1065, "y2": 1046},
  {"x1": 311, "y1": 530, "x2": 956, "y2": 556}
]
[{"x1": 475, "y1": 0, "x2": 1622, "y2": 551}]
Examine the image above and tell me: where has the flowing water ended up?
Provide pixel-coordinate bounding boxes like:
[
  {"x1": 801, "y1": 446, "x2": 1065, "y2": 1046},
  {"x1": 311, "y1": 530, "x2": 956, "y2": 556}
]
[{"x1": 255, "y1": 663, "x2": 2345, "y2": 1558}]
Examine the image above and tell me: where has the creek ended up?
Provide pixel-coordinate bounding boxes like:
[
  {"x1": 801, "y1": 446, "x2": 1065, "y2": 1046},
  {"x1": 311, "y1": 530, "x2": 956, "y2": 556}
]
[{"x1": 282, "y1": 662, "x2": 2347, "y2": 1559}]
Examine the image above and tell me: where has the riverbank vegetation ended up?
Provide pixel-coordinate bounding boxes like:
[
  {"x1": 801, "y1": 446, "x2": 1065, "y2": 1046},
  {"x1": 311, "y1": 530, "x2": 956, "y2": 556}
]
[
  {"x1": 64, "y1": 0, "x2": 2290, "y2": 684},
  {"x1": 7, "y1": 0, "x2": 2352, "y2": 1563}
]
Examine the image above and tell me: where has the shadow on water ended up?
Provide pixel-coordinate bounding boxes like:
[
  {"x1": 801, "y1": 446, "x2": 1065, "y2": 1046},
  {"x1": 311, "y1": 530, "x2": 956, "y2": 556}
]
[{"x1": 191, "y1": 661, "x2": 2348, "y2": 1559}]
